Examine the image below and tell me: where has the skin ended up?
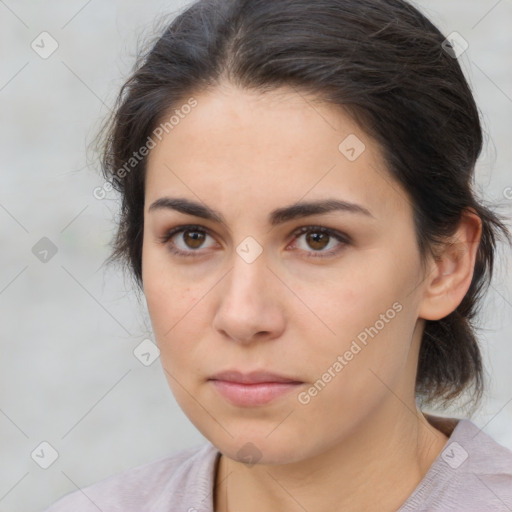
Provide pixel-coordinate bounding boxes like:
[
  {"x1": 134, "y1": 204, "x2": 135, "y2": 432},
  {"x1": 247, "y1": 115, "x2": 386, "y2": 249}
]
[{"x1": 142, "y1": 82, "x2": 482, "y2": 512}]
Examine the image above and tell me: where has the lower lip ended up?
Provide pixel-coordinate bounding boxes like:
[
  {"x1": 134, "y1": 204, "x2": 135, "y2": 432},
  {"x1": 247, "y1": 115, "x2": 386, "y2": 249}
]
[{"x1": 209, "y1": 380, "x2": 303, "y2": 406}]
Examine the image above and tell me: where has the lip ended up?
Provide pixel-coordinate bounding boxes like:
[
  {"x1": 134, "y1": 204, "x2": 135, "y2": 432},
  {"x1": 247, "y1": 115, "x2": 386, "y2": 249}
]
[
  {"x1": 209, "y1": 369, "x2": 302, "y2": 384},
  {"x1": 208, "y1": 370, "x2": 304, "y2": 407}
]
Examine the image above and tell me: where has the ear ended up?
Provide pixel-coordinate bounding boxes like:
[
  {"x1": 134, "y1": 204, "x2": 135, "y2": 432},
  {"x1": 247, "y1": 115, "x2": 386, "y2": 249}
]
[{"x1": 417, "y1": 209, "x2": 482, "y2": 321}]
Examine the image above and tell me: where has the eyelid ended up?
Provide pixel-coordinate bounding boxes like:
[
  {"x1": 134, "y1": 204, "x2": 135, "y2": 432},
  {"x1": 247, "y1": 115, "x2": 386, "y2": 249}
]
[
  {"x1": 157, "y1": 224, "x2": 217, "y2": 257},
  {"x1": 289, "y1": 225, "x2": 351, "y2": 243},
  {"x1": 159, "y1": 223, "x2": 351, "y2": 258},
  {"x1": 157, "y1": 224, "x2": 210, "y2": 245},
  {"x1": 287, "y1": 225, "x2": 351, "y2": 258}
]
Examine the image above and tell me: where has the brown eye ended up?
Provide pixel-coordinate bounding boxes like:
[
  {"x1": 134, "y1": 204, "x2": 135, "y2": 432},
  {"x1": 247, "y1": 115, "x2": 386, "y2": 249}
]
[
  {"x1": 305, "y1": 231, "x2": 330, "y2": 251},
  {"x1": 290, "y1": 226, "x2": 350, "y2": 258},
  {"x1": 159, "y1": 225, "x2": 216, "y2": 257},
  {"x1": 159, "y1": 224, "x2": 350, "y2": 259},
  {"x1": 181, "y1": 229, "x2": 206, "y2": 249}
]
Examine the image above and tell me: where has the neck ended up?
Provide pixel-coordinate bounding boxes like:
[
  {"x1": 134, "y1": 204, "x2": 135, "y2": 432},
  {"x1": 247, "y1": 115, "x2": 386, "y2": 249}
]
[{"x1": 214, "y1": 407, "x2": 450, "y2": 512}]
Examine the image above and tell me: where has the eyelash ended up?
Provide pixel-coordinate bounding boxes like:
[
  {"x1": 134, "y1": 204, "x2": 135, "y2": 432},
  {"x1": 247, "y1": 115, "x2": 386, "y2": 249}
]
[{"x1": 158, "y1": 224, "x2": 351, "y2": 259}]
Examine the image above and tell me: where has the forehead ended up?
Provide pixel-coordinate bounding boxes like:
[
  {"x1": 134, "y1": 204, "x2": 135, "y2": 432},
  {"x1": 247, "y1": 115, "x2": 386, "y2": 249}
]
[{"x1": 144, "y1": 84, "x2": 411, "y2": 222}]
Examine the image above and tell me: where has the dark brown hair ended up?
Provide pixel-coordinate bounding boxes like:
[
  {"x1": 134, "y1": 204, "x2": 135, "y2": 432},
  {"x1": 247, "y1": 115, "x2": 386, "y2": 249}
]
[{"x1": 96, "y1": 0, "x2": 511, "y2": 413}]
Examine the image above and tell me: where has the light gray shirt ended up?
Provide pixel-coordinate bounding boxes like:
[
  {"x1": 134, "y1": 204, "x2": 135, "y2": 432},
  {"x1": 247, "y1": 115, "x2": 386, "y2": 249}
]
[{"x1": 41, "y1": 416, "x2": 512, "y2": 511}]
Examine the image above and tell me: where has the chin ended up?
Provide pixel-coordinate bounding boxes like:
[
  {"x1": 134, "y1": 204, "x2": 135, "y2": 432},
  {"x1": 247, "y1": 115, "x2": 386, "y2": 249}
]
[{"x1": 209, "y1": 429, "x2": 312, "y2": 466}]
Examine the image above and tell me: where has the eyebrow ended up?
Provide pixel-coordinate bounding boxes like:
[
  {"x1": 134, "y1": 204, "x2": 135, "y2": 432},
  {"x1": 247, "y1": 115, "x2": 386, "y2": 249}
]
[{"x1": 148, "y1": 197, "x2": 374, "y2": 226}]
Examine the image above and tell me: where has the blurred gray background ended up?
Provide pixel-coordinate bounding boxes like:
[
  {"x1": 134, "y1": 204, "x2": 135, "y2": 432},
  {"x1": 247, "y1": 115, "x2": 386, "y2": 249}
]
[{"x1": 1, "y1": 1, "x2": 511, "y2": 511}]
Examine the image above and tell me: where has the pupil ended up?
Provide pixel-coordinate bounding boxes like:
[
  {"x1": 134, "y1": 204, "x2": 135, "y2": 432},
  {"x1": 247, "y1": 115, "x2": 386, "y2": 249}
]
[
  {"x1": 186, "y1": 230, "x2": 204, "y2": 248},
  {"x1": 307, "y1": 232, "x2": 328, "y2": 250}
]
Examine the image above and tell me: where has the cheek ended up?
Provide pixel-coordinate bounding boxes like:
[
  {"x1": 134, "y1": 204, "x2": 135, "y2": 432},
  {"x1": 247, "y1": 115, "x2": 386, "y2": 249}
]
[
  {"x1": 142, "y1": 241, "x2": 191, "y2": 322},
  {"x1": 144, "y1": 280, "x2": 201, "y2": 342},
  {"x1": 142, "y1": 256, "x2": 198, "y2": 352},
  {"x1": 300, "y1": 257, "x2": 404, "y2": 335},
  {"x1": 143, "y1": 277, "x2": 205, "y2": 406},
  {"x1": 297, "y1": 296, "x2": 416, "y2": 434},
  {"x1": 298, "y1": 250, "x2": 419, "y2": 376}
]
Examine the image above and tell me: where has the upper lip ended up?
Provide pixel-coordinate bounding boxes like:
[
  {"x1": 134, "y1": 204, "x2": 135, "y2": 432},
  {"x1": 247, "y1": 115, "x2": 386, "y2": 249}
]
[{"x1": 209, "y1": 369, "x2": 303, "y2": 384}]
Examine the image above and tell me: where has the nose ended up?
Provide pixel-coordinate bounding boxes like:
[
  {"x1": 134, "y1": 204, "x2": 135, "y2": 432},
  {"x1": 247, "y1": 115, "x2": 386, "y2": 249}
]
[{"x1": 212, "y1": 250, "x2": 286, "y2": 344}]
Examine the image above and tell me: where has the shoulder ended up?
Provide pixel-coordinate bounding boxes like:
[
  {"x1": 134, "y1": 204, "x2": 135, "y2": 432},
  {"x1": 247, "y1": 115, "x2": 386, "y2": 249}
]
[
  {"x1": 40, "y1": 442, "x2": 220, "y2": 512},
  {"x1": 448, "y1": 418, "x2": 512, "y2": 477},
  {"x1": 401, "y1": 417, "x2": 512, "y2": 511}
]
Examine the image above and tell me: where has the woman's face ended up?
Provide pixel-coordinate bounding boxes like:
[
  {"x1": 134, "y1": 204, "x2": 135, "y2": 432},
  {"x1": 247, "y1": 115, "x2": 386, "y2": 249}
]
[{"x1": 142, "y1": 83, "x2": 431, "y2": 464}]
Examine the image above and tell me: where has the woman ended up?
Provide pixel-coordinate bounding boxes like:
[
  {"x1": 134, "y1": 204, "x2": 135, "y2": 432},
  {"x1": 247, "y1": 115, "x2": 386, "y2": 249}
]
[{"x1": 43, "y1": 0, "x2": 512, "y2": 510}]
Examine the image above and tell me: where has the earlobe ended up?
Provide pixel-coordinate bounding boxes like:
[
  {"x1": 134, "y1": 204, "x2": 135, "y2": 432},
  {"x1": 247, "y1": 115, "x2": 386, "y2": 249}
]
[{"x1": 418, "y1": 209, "x2": 482, "y2": 321}]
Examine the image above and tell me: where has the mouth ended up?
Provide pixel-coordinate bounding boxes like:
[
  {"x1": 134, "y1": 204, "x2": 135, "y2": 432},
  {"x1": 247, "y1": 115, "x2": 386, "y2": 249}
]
[{"x1": 208, "y1": 369, "x2": 304, "y2": 407}]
